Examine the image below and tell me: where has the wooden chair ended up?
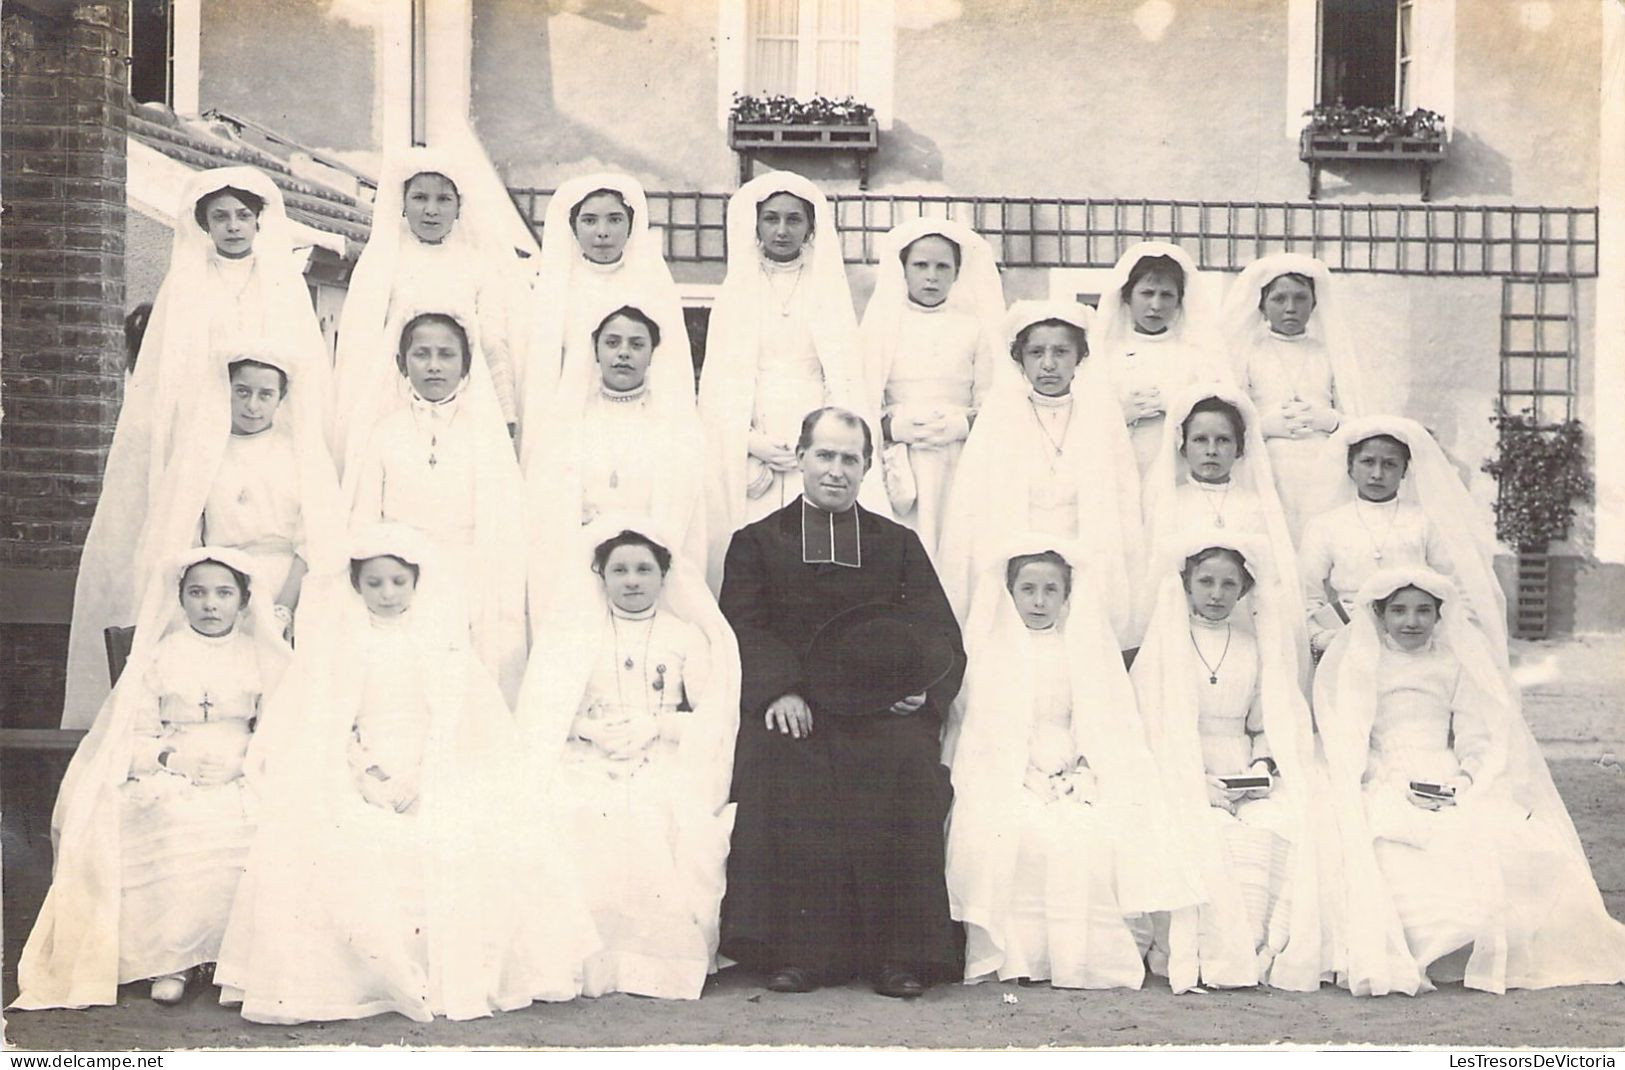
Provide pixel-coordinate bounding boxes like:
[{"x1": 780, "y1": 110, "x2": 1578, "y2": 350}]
[{"x1": 103, "y1": 625, "x2": 136, "y2": 686}]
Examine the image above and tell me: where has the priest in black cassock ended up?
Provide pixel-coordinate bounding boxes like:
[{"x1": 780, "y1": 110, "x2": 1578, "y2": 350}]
[{"x1": 717, "y1": 406, "x2": 966, "y2": 998}]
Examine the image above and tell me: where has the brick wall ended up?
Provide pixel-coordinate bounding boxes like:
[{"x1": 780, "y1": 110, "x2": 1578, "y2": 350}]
[{"x1": 1, "y1": 1, "x2": 129, "y2": 728}]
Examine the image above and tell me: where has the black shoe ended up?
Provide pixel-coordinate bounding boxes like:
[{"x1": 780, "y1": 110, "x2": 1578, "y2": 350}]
[
  {"x1": 766, "y1": 965, "x2": 818, "y2": 993},
  {"x1": 875, "y1": 965, "x2": 926, "y2": 999}
]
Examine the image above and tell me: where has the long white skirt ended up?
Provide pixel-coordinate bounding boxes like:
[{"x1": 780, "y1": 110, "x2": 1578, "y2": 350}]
[
  {"x1": 965, "y1": 790, "x2": 1147, "y2": 989},
  {"x1": 118, "y1": 773, "x2": 254, "y2": 982},
  {"x1": 557, "y1": 741, "x2": 711, "y2": 1000}
]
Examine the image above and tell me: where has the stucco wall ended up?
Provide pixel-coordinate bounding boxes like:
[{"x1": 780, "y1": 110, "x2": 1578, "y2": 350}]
[
  {"x1": 125, "y1": 208, "x2": 170, "y2": 311},
  {"x1": 198, "y1": 0, "x2": 376, "y2": 155},
  {"x1": 471, "y1": 0, "x2": 1601, "y2": 204}
]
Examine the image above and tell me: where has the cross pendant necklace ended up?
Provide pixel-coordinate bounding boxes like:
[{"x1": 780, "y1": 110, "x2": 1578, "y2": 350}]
[
  {"x1": 198, "y1": 690, "x2": 214, "y2": 720},
  {"x1": 1190, "y1": 624, "x2": 1232, "y2": 685}
]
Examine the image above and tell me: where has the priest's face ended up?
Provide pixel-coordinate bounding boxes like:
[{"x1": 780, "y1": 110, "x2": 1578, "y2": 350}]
[
  {"x1": 595, "y1": 313, "x2": 654, "y2": 392},
  {"x1": 1184, "y1": 553, "x2": 1248, "y2": 622},
  {"x1": 756, "y1": 193, "x2": 813, "y2": 263},
  {"x1": 798, "y1": 414, "x2": 868, "y2": 512},
  {"x1": 1018, "y1": 325, "x2": 1081, "y2": 397},
  {"x1": 1181, "y1": 410, "x2": 1239, "y2": 484},
  {"x1": 203, "y1": 193, "x2": 258, "y2": 259},
  {"x1": 1128, "y1": 270, "x2": 1182, "y2": 335},
  {"x1": 354, "y1": 556, "x2": 417, "y2": 618},
  {"x1": 574, "y1": 192, "x2": 632, "y2": 265},
  {"x1": 599, "y1": 544, "x2": 666, "y2": 615},
  {"x1": 403, "y1": 172, "x2": 461, "y2": 244},
  {"x1": 229, "y1": 364, "x2": 286, "y2": 436},
  {"x1": 1009, "y1": 561, "x2": 1069, "y2": 630},
  {"x1": 180, "y1": 561, "x2": 244, "y2": 637},
  {"x1": 402, "y1": 322, "x2": 468, "y2": 402},
  {"x1": 1379, "y1": 585, "x2": 1440, "y2": 651},
  {"x1": 902, "y1": 235, "x2": 958, "y2": 308}
]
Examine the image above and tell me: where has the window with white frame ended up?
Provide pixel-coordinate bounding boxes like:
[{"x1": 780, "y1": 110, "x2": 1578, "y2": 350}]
[
  {"x1": 717, "y1": 0, "x2": 895, "y2": 128},
  {"x1": 129, "y1": 0, "x2": 174, "y2": 105},
  {"x1": 1286, "y1": 0, "x2": 1453, "y2": 136}
]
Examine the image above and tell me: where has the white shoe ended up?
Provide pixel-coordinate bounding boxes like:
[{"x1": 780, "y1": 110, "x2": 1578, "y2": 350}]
[{"x1": 150, "y1": 972, "x2": 187, "y2": 1005}]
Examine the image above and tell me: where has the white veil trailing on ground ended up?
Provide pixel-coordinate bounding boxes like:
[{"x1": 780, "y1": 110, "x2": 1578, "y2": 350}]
[
  {"x1": 697, "y1": 169, "x2": 887, "y2": 589},
  {"x1": 14, "y1": 547, "x2": 291, "y2": 1010},
  {"x1": 521, "y1": 172, "x2": 693, "y2": 467},
  {"x1": 1131, "y1": 529, "x2": 1332, "y2": 992},
  {"x1": 516, "y1": 513, "x2": 741, "y2": 968},
  {"x1": 1316, "y1": 567, "x2": 1625, "y2": 993},
  {"x1": 1220, "y1": 252, "x2": 1370, "y2": 416},
  {"x1": 945, "y1": 533, "x2": 1201, "y2": 966},
  {"x1": 61, "y1": 167, "x2": 328, "y2": 729}
]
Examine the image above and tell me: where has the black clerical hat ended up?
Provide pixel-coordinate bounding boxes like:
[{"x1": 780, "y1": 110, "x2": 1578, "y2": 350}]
[{"x1": 802, "y1": 602, "x2": 957, "y2": 716}]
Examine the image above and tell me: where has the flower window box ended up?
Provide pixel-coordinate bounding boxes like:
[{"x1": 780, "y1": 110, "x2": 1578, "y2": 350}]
[
  {"x1": 727, "y1": 95, "x2": 880, "y2": 189},
  {"x1": 1298, "y1": 105, "x2": 1448, "y2": 201}
]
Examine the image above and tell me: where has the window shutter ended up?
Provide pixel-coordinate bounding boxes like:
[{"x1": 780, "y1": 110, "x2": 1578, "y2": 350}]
[
  {"x1": 1411, "y1": 0, "x2": 1456, "y2": 133},
  {"x1": 854, "y1": 0, "x2": 895, "y2": 129},
  {"x1": 718, "y1": 0, "x2": 749, "y2": 126}
]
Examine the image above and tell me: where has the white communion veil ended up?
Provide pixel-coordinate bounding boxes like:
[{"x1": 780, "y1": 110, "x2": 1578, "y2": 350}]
[
  {"x1": 15, "y1": 547, "x2": 291, "y2": 1009},
  {"x1": 516, "y1": 513, "x2": 741, "y2": 970},
  {"x1": 61, "y1": 167, "x2": 328, "y2": 729},
  {"x1": 1315, "y1": 567, "x2": 1625, "y2": 994},
  {"x1": 1091, "y1": 241, "x2": 1231, "y2": 389}
]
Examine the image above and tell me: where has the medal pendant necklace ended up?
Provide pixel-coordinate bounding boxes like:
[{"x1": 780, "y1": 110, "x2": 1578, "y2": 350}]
[
  {"x1": 764, "y1": 261, "x2": 804, "y2": 318},
  {"x1": 1195, "y1": 478, "x2": 1232, "y2": 529},
  {"x1": 1190, "y1": 622, "x2": 1232, "y2": 685},
  {"x1": 1354, "y1": 497, "x2": 1400, "y2": 563},
  {"x1": 1029, "y1": 399, "x2": 1067, "y2": 473}
]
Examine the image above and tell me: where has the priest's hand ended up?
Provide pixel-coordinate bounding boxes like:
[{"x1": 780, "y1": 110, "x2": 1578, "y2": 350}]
[
  {"x1": 766, "y1": 693, "x2": 813, "y2": 739},
  {"x1": 889, "y1": 692, "x2": 927, "y2": 716}
]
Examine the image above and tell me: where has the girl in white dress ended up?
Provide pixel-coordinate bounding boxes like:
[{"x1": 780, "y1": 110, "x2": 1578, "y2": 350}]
[
  {"x1": 946, "y1": 537, "x2": 1197, "y2": 988},
  {"x1": 215, "y1": 526, "x2": 599, "y2": 1023},
  {"x1": 524, "y1": 296, "x2": 708, "y2": 617},
  {"x1": 334, "y1": 148, "x2": 528, "y2": 467},
  {"x1": 1299, "y1": 415, "x2": 1502, "y2": 661},
  {"x1": 15, "y1": 548, "x2": 291, "y2": 1009},
  {"x1": 698, "y1": 170, "x2": 885, "y2": 590},
  {"x1": 521, "y1": 173, "x2": 693, "y2": 467},
  {"x1": 1132, "y1": 534, "x2": 1334, "y2": 992},
  {"x1": 861, "y1": 217, "x2": 1004, "y2": 556},
  {"x1": 1316, "y1": 568, "x2": 1625, "y2": 994},
  {"x1": 518, "y1": 519, "x2": 740, "y2": 999},
  {"x1": 63, "y1": 168, "x2": 329, "y2": 729},
  {"x1": 1223, "y1": 254, "x2": 1369, "y2": 540},
  {"x1": 1139, "y1": 384, "x2": 1307, "y2": 672},
  {"x1": 1093, "y1": 243, "x2": 1231, "y2": 479},
  {"x1": 345, "y1": 307, "x2": 529, "y2": 705},
  {"x1": 139, "y1": 347, "x2": 345, "y2": 643},
  {"x1": 937, "y1": 301, "x2": 1141, "y2": 645}
]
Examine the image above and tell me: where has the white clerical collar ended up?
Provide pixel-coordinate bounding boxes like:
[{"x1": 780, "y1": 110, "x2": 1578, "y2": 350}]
[
  {"x1": 1027, "y1": 388, "x2": 1073, "y2": 408},
  {"x1": 599, "y1": 382, "x2": 649, "y2": 404},
  {"x1": 609, "y1": 602, "x2": 657, "y2": 621},
  {"x1": 801, "y1": 496, "x2": 862, "y2": 568},
  {"x1": 906, "y1": 296, "x2": 949, "y2": 314}
]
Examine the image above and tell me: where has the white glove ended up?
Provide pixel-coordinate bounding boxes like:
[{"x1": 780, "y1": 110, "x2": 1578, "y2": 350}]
[
  {"x1": 747, "y1": 428, "x2": 797, "y2": 471},
  {"x1": 915, "y1": 409, "x2": 971, "y2": 449}
]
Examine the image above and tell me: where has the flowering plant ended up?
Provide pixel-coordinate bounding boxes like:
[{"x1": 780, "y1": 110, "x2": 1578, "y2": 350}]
[
  {"x1": 1481, "y1": 412, "x2": 1591, "y2": 550},
  {"x1": 730, "y1": 93, "x2": 875, "y2": 125},
  {"x1": 1303, "y1": 104, "x2": 1445, "y2": 142}
]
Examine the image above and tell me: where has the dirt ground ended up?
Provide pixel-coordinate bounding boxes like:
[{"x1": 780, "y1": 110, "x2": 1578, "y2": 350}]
[{"x1": 3, "y1": 638, "x2": 1624, "y2": 1051}]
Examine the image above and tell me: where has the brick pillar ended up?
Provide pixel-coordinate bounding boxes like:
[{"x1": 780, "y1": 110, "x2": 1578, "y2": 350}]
[{"x1": 0, "y1": 2, "x2": 128, "y2": 728}]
